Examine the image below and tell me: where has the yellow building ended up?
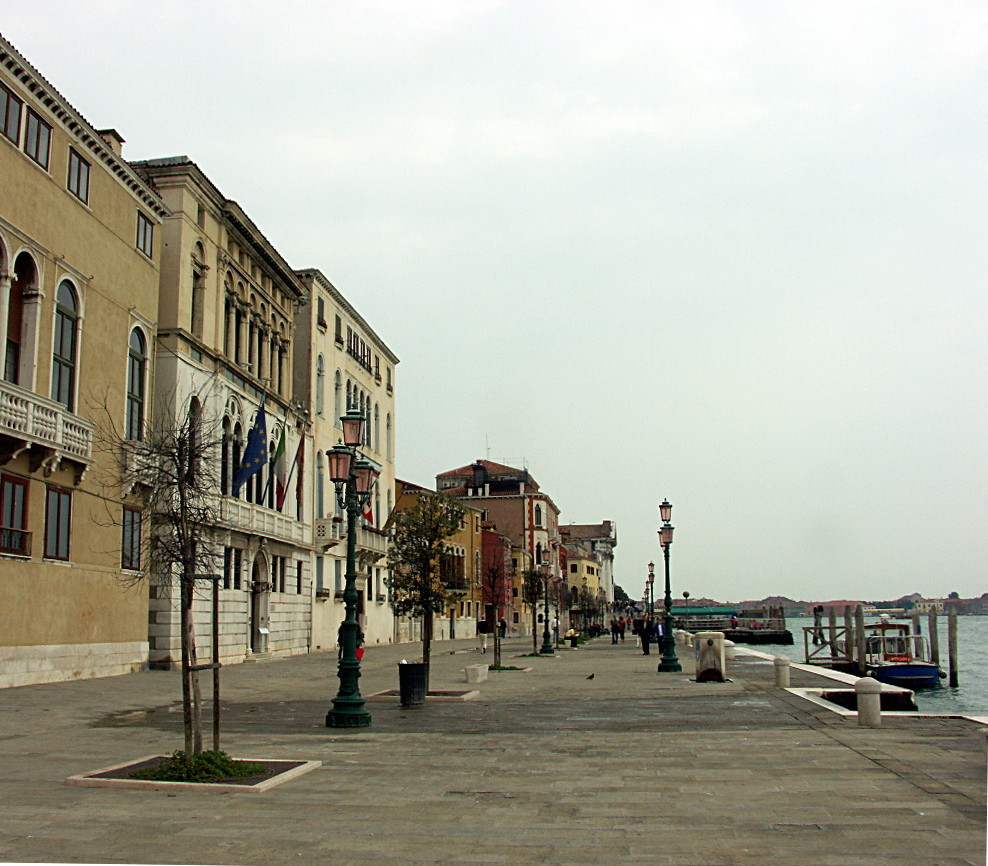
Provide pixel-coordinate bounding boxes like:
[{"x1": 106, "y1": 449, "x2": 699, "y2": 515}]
[
  {"x1": 0, "y1": 35, "x2": 166, "y2": 686},
  {"x1": 390, "y1": 480, "x2": 484, "y2": 641}
]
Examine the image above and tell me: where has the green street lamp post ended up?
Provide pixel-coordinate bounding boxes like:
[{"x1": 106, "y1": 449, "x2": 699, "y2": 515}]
[
  {"x1": 647, "y1": 561, "x2": 655, "y2": 619},
  {"x1": 657, "y1": 499, "x2": 681, "y2": 673},
  {"x1": 539, "y1": 554, "x2": 554, "y2": 655},
  {"x1": 326, "y1": 407, "x2": 379, "y2": 728},
  {"x1": 683, "y1": 590, "x2": 690, "y2": 630}
]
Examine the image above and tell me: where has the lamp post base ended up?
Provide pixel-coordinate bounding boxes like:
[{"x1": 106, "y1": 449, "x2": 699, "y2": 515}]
[
  {"x1": 326, "y1": 700, "x2": 371, "y2": 728},
  {"x1": 657, "y1": 636, "x2": 681, "y2": 673}
]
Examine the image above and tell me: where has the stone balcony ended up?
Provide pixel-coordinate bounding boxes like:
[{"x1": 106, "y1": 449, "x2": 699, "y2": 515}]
[
  {"x1": 218, "y1": 496, "x2": 307, "y2": 545},
  {"x1": 313, "y1": 517, "x2": 388, "y2": 566},
  {"x1": 0, "y1": 380, "x2": 94, "y2": 482}
]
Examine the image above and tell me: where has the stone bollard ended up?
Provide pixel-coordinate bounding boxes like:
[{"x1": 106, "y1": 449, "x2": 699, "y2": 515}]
[
  {"x1": 773, "y1": 656, "x2": 791, "y2": 688},
  {"x1": 723, "y1": 640, "x2": 736, "y2": 661},
  {"x1": 855, "y1": 676, "x2": 882, "y2": 727},
  {"x1": 694, "y1": 632, "x2": 726, "y2": 682},
  {"x1": 464, "y1": 664, "x2": 489, "y2": 684}
]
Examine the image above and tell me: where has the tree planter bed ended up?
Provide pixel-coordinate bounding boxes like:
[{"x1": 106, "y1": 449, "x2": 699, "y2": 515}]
[
  {"x1": 65, "y1": 756, "x2": 321, "y2": 793},
  {"x1": 365, "y1": 690, "x2": 479, "y2": 702}
]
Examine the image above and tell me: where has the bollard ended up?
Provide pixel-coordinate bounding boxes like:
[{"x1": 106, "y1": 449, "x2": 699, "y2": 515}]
[
  {"x1": 773, "y1": 656, "x2": 791, "y2": 688},
  {"x1": 723, "y1": 639, "x2": 736, "y2": 661},
  {"x1": 855, "y1": 676, "x2": 882, "y2": 727}
]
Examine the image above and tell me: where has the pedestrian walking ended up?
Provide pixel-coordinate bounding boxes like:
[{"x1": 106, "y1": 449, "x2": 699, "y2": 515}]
[
  {"x1": 498, "y1": 618, "x2": 507, "y2": 639},
  {"x1": 642, "y1": 617, "x2": 652, "y2": 655},
  {"x1": 618, "y1": 617, "x2": 626, "y2": 642},
  {"x1": 610, "y1": 618, "x2": 619, "y2": 644}
]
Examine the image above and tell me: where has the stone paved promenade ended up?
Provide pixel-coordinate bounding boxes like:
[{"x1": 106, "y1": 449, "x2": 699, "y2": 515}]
[{"x1": 0, "y1": 634, "x2": 984, "y2": 866}]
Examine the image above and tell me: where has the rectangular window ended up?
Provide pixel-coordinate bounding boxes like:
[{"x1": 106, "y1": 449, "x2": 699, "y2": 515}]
[
  {"x1": 223, "y1": 547, "x2": 233, "y2": 590},
  {"x1": 136, "y1": 212, "x2": 153, "y2": 257},
  {"x1": 24, "y1": 108, "x2": 51, "y2": 169},
  {"x1": 121, "y1": 507, "x2": 142, "y2": 570},
  {"x1": 316, "y1": 296, "x2": 326, "y2": 327},
  {"x1": 1, "y1": 84, "x2": 22, "y2": 144},
  {"x1": 0, "y1": 475, "x2": 29, "y2": 556},
  {"x1": 315, "y1": 556, "x2": 324, "y2": 592},
  {"x1": 44, "y1": 486, "x2": 71, "y2": 560},
  {"x1": 233, "y1": 547, "x2": 243, "y2": 590},
  {"x1": 67, "y1": 148, "x2": 90, "y2": 203},
  {"x1": 296, "y1": 560, "x2": 303, "y2": 594},
  {"x1": 334, "y1": 558, "x2": 342, "y2": 593}
]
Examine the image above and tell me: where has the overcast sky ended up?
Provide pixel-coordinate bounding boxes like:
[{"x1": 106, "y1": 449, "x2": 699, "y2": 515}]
[{"x1": 6, "y1": 2, "x2": 986, "y2": 602}]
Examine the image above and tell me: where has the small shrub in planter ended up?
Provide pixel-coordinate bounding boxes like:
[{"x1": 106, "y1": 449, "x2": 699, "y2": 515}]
[{"x1": 130, "y1": 751, "x2": 266, "y2": 783}]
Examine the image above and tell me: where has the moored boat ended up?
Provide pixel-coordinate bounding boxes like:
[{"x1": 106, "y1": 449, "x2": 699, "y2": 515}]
[{"x1": 864, "y1": 620, "x2": 945, "y2": 690}]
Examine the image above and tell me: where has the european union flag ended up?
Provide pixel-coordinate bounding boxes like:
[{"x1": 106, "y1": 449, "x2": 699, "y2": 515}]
[{"x1": 233, "y1": 403, "x2": 267, "y2": 495}]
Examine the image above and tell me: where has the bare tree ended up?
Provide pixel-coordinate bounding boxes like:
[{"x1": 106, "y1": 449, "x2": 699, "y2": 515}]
[
  {"x1": 479, "y1": 545, "x2": 511, "y2": 667},
  {"x1": 521, "y1": 569, "x2": 542, "y2": 654},
  {"x1": 95, "y1": 388, "x2": 222, "y2": 759}
]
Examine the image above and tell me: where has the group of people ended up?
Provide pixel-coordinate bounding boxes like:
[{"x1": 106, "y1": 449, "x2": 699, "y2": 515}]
[{"x1": 609, "y1": 615, "x2": 665, "y2": 655}]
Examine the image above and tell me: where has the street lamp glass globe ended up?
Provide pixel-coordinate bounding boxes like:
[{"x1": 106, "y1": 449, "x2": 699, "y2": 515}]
[
  {"x1": 659, "y1": 499, "x2": 672, "y2": 523},
  {"x1": 327, "y1": 445, "x2": 353, "y2": 484},
  {"x1": 341, "y1": 407, "x2": 366, "y2": 448}
]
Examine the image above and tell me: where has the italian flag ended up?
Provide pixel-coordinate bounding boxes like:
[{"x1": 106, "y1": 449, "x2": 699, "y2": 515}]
[{"x1": 273, "y1": 430, "x2": 288, "y2": 511}]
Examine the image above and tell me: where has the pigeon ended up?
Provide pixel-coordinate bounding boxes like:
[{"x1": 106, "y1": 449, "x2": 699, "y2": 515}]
[{"x1": 586, "y1": 673, "x2": 595, "y2": 680}]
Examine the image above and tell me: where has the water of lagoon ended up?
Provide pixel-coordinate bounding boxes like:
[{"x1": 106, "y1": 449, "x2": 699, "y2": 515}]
[{"x1": 760, "y1": 615, "x2": 988, "y2": 716}]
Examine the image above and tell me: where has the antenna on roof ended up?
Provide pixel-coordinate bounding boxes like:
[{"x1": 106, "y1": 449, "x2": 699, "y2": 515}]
[{"x1": 485, "y1": 434, "x2": 490, "y2": 460}]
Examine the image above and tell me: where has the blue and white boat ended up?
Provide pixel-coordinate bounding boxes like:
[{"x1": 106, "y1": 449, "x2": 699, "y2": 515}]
[{"x1": 864, "y1": 621, "x2": 945, "y2": 690}]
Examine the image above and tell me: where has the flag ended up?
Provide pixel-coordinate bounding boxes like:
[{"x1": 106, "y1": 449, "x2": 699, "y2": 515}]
[
  {"x1": 233, "y1": 402, "x2": 267, "y2": 495},
  {"x1": 361, "y1": 498, "x2": 374, "y2": 525},
  {"x1": 272, "y1": 428, "x2": 288, "y2": 510},
  {"x1": 295, "y1": 436, "x2": 305, "y2": 515}
]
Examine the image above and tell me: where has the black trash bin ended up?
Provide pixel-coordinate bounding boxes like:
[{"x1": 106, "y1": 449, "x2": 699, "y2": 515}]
[{"x1": 398, "y1": 662, "x2": 428, "y2": 707}]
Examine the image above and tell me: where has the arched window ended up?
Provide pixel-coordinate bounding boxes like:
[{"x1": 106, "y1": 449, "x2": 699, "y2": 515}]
[
  {"x1": 345, "y1": 379, "x2": 352, "y2": 411},
  {"x1": 5, "y1": 252, "x2": 37, "y2": 385},
  {"x1": 386, "y1": 413, "x2": 392, "y2": 461},
  {"x1": 187, "y1": 397, "x2": 202, "y2": 484},
  {"x1": 316, "y1": 354, "x2": 325, "y2": 415},
  {"x1": 534, "y1": 504, "x2": 543, "y2": 527},
  {"x1": 233, "y1": 423, "x2": 243, "y2": 499},
  {"x1": 190, "y1": 244, "x2": 205, "y2": 338},
  {"x1": 374, "y1": 404, "x2": 380, "y2": 452},
  {"x1": 126, "y1": 328, "x2": 146, "y2": 440},
  {"x1": 316, "y1": 450, "x2": 324, "y2": 519},
  {"x1": 221, "y1": 417, "x2": 231, "y2": 494},
  {"x1": 334, "y1": 370, "x2": 342, "y2": 420},
  {"x1": 51, "y1": 280, "x2": 79, "y2": 411}
]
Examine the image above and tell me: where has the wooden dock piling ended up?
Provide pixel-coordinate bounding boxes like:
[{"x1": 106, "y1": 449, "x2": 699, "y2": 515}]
[
  {"x1": 854, "y1": 605, "x2": 867, "y2": 676},
  {"x1": 928, "y1": 610, "x2": 940, "y2": 666},
  {"x1": 947, "y1": 608, "x2": 958, "y2": 687}
]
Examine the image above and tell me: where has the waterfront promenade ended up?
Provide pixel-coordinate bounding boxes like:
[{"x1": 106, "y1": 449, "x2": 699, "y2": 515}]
[{"x1": 0, "y1": 635, "x2": 983, "y2": 866}]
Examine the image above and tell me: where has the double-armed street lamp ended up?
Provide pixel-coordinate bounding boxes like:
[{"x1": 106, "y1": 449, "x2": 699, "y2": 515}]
[
  {"x1": 539, "y1": 553, "x2": 555, "y2": 655},
  {"x1": 657, "y1": 498, "x2": 681, "y2": 673},
  {"x1": 326, "y1": 406, "x2": 379, "y2": 728}
]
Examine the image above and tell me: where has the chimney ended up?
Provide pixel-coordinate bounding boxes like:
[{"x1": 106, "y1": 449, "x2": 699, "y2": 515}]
[
  {"x1": 97, "y1": 128, "x2": 125, "y2": 157},
  {"x1": 471, "y1": 462, "x2": 486, "y2": 491}
]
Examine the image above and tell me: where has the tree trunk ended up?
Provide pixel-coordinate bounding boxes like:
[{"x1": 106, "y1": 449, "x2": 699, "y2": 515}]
[{"x1": 181, "y1": 569, "x2": 203, "y2": 757}]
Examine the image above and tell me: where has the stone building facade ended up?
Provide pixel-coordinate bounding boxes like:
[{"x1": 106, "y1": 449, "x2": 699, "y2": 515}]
[
  {"x1": 131, "y1": 156, "x2": 312, "y2": 668},
  {"x1": 295, "y1": 268, "x2": 398, "y2": 651}
]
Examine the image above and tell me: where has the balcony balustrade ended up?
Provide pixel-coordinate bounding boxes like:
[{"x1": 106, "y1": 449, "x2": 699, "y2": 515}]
[
  {"x1": 0, "y1": 380, "x2": 94, "y2": 479},
  {"x1": 218, "y1": 496, "x2": 306, "y2": 544}
]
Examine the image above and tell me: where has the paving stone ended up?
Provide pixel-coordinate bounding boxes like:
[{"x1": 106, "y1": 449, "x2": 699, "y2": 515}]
[{"x1": 0, "y1": 635, "x2": 983, "y2": 865}]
